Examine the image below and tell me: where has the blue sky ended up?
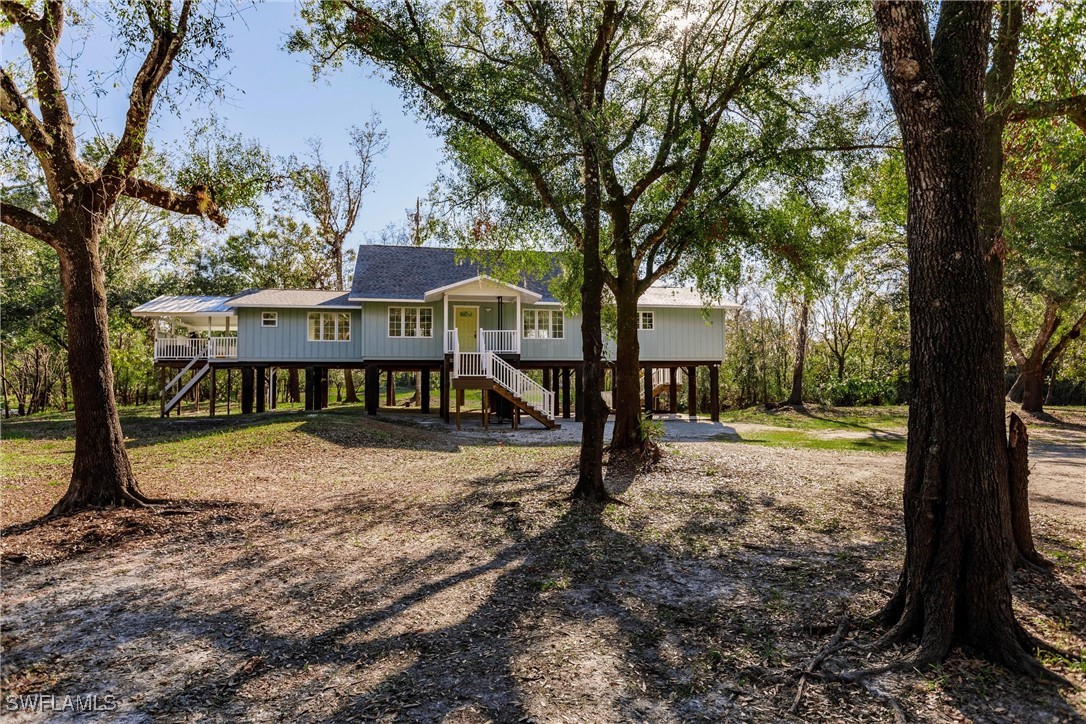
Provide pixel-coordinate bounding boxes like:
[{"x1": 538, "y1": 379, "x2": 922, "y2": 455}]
[{"x1": 2, "y1": 1, "x2": 445, "y2": 252}]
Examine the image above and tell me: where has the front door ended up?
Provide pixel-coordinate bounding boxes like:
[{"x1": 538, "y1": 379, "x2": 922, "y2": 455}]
[{"x1": 454, "y1": 306, "x2": 479, "y2": 351}]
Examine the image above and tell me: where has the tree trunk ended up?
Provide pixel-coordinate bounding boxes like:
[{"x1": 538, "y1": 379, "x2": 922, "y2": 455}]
[
  {"x1": 874, "y1": 0, "x2": 1044, "y2": 676},
  {"x1": 49, "y1": 221, "x2": 151, "y2": 515},
  {"x1": 1018, "y1": 366, "x2": 1045, "y2": 414},
  {"x1": 569, "y1": 150, "x2": 610, "y2": 503},
  {"x1": 344, "y1": 369, "x2": 359, "y2": 403},
  {"x1": 786, "y1": 297, "x2": 809, "y2": 406},
  {"x1": 1007, "y1": 413, "x2": 1052, "y2": 572},
  {"x1": 288, "y1": 368, "x2": 301, "y2": 403},
  {"x1": 609, "y1": 280, "x2": 644, "y2": 451}
]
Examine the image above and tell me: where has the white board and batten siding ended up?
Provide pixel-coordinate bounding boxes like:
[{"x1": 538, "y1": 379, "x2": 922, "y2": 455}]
[{"x1": 236, "y1": 308, "x2": 363, "y2": 363}]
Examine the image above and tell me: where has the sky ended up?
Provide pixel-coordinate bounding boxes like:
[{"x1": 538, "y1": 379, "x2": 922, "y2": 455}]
[{"x1": 1, "y1": 1, "x2": 446, "y2": 254}]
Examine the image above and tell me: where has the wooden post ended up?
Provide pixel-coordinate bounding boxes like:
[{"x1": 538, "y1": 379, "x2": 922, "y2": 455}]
[
  {"x1": 159, "y1": 366, "x2": 166, "y2": 417},
  {"x1": 669, "y1": 367, "x2": 678, "y2": 414},
  {"x1": 644, "y1": 365, "x2": 654, "y2": 414},
  {"x1": 482, "y1": 388, "x2": 489, "y2": 430},
  {"x1": 365, "y1": 365, "x2": 379, "y2": 415},
  {"x1": 320, "y1": 368, "x2": 329, "y2": 409},
  {"x1": 440, "y1": 359, "x2": 450, "y2": 421},
  {"x1": 562, "y1": 367, "x2": 571, "y2": 419},
  {"x1": 256, "y1": 367, "x2": 267, "y2": 413},
  {"x1": 687, "y1": 366, "x2": 697, "y2": 418},
  {"x1": 226, "y1": 368, "x2": 232, "y2": 415},
  {"x1": 542, "y1": 368, "x2": 551, "y2": 393},
  {"x1": 209, "y1": 368, "x2": 216, "y2": 417},
  {"x1": 574, "y1": 365, "x2": 583, "y2": 421},
  {"x1": 241, "y1": 367, "x2": 254, "y2": 414},
  {"x1": 386, "y1": 370, "x2": 394, "y2": 407},
  {"x1": 304, "y1": 367, "x2": 314, "y2": 411},
  {"x1": 270, "y1": 369, "x2": 277, "y2": 409},
  {"x1": 421, "y1": 367, "x2": 431, "y2": 413},
  {"x1": 456, "y1": 388, "x2": 463, "y2": 430},
  {"x1": 709, "y1": 365, "x2": 720, "y2": 422}
]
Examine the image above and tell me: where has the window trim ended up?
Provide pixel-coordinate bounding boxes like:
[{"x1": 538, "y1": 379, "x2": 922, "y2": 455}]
[
  {"x1": 387, "y1": 305, "x2": 434, "y2": 339},
  {"x1": 637, "y1": 310, "x2": 655, "y2": 331},
  {"x1": 522, "y1": 308, "x2": 564, "y2": 340},
  {"x1": 261, "y1": 311, "x2": 278, "y2": 328},
  {"x1": 307, "y1": 311, "x2": 351, "y2": 342}
]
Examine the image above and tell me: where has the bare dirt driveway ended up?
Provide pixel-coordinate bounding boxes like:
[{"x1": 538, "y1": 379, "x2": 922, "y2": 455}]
[{"x1": 1, "y1": 407, "x2": 1084, "y2": 722}]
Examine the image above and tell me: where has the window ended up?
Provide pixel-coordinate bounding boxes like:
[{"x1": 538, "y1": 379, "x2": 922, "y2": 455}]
[
  {"x1": 638, "y1": 311, "x2": 655, "y2": 330},
  {"x1": 308, "y1": 312, "x2": 350, "y2": 341},
  {"x1": 261, "y1": 312, "x2": 278, "y2": 327},
  {"x1": 388, "y1": 307, "x2": 433, "y2": 338},
  {"x1": 523, "y1": 308, "x2": 564, "y2": 339}
]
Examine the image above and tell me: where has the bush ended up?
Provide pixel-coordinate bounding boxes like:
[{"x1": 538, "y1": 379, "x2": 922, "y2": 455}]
[{"x1": 817, "y1": 375, "x2": 898, "y2": 407}]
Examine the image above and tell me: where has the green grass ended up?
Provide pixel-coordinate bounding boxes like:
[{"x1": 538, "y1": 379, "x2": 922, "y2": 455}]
[
  {"x1": 716, "y1": 404, "x2": 909, "y2": 431},
  {"x1": 712, "y1": 429, "x2": 907, "y2": 453}
]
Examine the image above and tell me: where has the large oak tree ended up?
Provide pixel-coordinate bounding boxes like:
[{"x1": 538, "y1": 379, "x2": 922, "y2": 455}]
[
  {"x1": 873, "y1": 0, "x2": 1054, "y2": 675},
  {"x1": 1, "y1": 0, "x2": 236, "y2": 514}
]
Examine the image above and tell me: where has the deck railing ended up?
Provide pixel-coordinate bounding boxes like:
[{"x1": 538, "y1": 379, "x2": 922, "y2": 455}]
[
  {"x1": 154, "y1": 336, "x2": 237, "y2": 361},
  {"x1": 445, "y1": 329, "x2": 458, "y2": 354},
  {"x1": 480, "y1": 329, "x2": 519, "y2": 354}
]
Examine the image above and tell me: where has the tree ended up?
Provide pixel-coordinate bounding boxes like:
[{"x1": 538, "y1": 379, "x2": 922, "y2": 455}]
[
  {"x1": 0, "y1": 0, "x2": 251, "y2": 515},
  {"x1": 873, "y1": 0, "x2": 1050, "y2": 675}
]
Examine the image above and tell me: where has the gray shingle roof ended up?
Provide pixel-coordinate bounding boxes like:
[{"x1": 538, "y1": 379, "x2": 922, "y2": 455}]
[{"x1": 350, "y1": 245, "x2": 561, "y2": 302}]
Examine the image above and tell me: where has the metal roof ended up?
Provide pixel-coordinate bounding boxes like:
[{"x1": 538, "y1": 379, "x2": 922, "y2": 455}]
[
  {"x1": 350, "y1": 245, "x2": 561, "y2": 302},
  {"x1": 639, "y1": 286, "x2": 742, "y2": 309},
  {"x1": 131, "y1": 295, "x2": 236, "y2": 316},
  {"x1": 226, "y1": 289, "x2": 355, "y2": 309}
]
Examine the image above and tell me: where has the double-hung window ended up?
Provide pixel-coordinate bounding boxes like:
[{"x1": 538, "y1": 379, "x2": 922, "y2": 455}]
[
  {"x1": 261, "y1": 312, "x2": 278, "y2": 327},
  {"x1": 523, "y1": 308, "x2": 564, "y2": 339},
  {"x1": 637, "y1": 311, "x2": 655, "y2": 330},
  {"x1": 388, "y1": 306, "x2": 433, "y2": 338},
  {"x1": 308, "y1": 312, "x2": 351, "y2": 341}
]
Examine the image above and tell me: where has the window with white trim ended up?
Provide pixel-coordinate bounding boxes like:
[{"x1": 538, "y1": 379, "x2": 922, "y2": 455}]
[
  {"x1": 261, "y1": 312, "x2": 278, "y2": 327},
  {"x1": 637, "y1": 311, "x2": 655, "y2": 330},
  {"x1": 523, "y1": 308, "x2": 564, "y2": 339},
  {"x1": 308, "y1": 312, "x2": 350, "y2": 341},
  {"x1": 388, "y1": 306, "x2": 433, "y2": 338}
]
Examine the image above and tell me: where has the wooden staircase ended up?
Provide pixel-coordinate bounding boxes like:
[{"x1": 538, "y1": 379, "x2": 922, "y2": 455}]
[
  {"x1": 160, "y1": 352, "x2": 211, "y2": 416},
  {"x1": 450, "y1": 333, "x2": 557, "y2": 429}
]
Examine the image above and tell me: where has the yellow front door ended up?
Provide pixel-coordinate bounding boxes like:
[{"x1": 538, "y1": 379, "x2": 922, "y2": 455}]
[{"x1": 455, "y1": 306, "x2": 478, "y2": 351}]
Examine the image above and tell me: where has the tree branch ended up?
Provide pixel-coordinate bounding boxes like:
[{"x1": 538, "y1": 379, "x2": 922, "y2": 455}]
[
  {"x1": 1, "y1": 202, "x2": 60, "y2": 248},
  {"x1": 122, "y1": 178, "x2": 228, "y2": 228},
  {"x1": 1042, "y1": 308, "x2": 1086, "y2": 372},
  {"x1": 1005, "y1": 94, "x2": 1086, "y2": 133}
]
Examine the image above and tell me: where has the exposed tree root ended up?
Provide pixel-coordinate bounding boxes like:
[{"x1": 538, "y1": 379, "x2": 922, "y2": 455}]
[{"x1": 789, "y1": 615, "x2": 851, "y2": 713}]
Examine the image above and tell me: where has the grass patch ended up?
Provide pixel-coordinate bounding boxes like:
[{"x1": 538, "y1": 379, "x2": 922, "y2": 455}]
[
  {"x1": 713, "y1": 429, "x2": 907, "y2": 453},
  {"x1": 717, "y1": 404, "x2": 908, "y2": 432}
]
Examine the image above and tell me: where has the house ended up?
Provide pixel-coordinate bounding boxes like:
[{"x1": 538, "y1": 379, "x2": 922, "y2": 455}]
[{"x1": 132, "y1": 245, "x2": 739, "y2": 427}]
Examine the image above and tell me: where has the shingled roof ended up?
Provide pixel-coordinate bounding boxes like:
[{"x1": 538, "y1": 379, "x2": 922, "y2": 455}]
[{"x1": 349, "y1": 245, "x2": 561, "y2": 303}]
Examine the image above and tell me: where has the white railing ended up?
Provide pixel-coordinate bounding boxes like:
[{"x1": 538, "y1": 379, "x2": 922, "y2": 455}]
[
  {"x1": 445, "y1": 329, "x2": 458, "y2": 354},
  {"x1": 458, "y1": 352, "x2": 485, "y2": 377},
  {"x1": 155, "y1": 337, "x2": 208, "y2": 361},
  {"x1": 480, "y1": 329, "x2": 520, "y2": 354},
  {"x1": 208, "y1": 336, "x2": 238, "y2": 359},
  {"x1": 154, "y1": 336, "x2": 237, "y2": 361},
  {"x1": 489, "y1": 353, "x2": 553, "y2": 419}
]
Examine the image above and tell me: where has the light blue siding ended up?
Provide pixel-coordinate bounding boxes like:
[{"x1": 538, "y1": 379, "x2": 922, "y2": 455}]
[
  {"x1": 236, "y1": 308, "x2": 363, "y2": 363},
  {"x1": 520, "y1": 305, "x2": 582, "y2": 361},
  {"x1": 631, "y1": 306, "x2": 726, "y2": 362},
  {"x1": 361, "y1": 302, "x2": 445, "y2": 360}
]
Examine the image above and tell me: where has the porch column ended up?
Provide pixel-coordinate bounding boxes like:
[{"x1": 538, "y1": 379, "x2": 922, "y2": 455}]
[
  {"x1": 443, "y1": 294, "x2": 449, "y2": 352},
  {"x1": 320, "y1": 368, "x2": 329, "y2": 409},
  {"x1": 515, "y1": 296, "x2": 521, "y2": 353},
  {"x1": 256, "y1": 367, "x2": 267, "y2": 413},
  {"x1": 562, "y1": 367, "x2": 571, "y2": 419},
  {"x1": 421, "y1": 367, "x2": 431, "y2": 413},
  {"x1": 365, "y1": 365, "x2": 379, "y2": 415},
  {"x1": 385, "y1": 370, "x2": 394, "y2": 407},
  {"x1": 669, "y1": 368, "x2": 678, "y2": 414},
  {"x1": 709, "y1": 364, "x2": 720, "y2": 422},
  {"x1": 574, "y1": 365, "x2": 583, "y2": 421},
  {"x1": 644, "y1": 365, "x2": 654, "y2": 414},
  {"x1": 687, "y1": 366, "x2": 697, "y2": 418},
  {"x1": 241, "y1": 366, "x2": 254, "y2": 414}
]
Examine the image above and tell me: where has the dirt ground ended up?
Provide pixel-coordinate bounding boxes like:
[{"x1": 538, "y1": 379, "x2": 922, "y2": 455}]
[{"x1": 1, "y1": 408, "x2": 1084, "y2": 722}]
